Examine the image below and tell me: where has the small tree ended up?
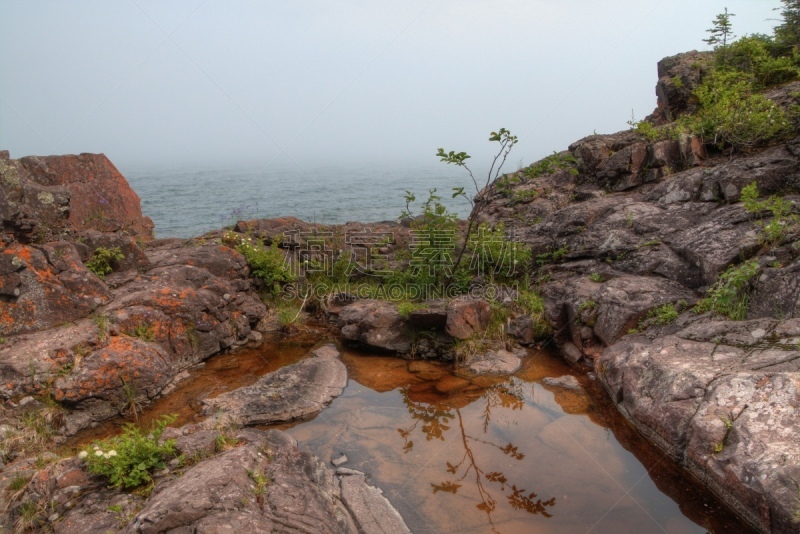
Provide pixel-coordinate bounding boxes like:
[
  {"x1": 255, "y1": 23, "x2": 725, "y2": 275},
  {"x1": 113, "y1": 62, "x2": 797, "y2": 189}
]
[
  {"x1": 776, "y1": 0, "x2": 800, "y2": 50},
  {"x1": 705, "y1": 8, "x2": 736, "y2": 64},
  {"x1": 436, "y1": 128, "x2": 519, "y2": 283}
]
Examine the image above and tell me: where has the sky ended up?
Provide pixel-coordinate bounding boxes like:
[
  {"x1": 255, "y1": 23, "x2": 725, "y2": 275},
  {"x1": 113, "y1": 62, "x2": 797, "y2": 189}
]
[{"x1": 0, "y1": 0, "x2": 782, "y2": 172}]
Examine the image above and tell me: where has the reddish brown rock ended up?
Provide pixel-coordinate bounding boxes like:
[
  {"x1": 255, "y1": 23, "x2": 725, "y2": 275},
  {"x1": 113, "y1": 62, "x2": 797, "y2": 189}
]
[
  {"x1": 445, "y1": 298, "x2": 491, "y2": 340},
  {"x1": 0, "y1": 243, "x2": 111, "y2": 336},
  {"x1": 1, "y1": 151, "x2": 153, "y2": 242}
]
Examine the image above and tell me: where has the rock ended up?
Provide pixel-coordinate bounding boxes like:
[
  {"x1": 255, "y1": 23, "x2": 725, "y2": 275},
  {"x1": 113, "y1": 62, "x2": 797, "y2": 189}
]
[
  {"x1": 590, "y1": 275, "x2": 697, "y2": 345},
  {"x1": 598, "y1": 319, "x2": 800, "y2": 533},
  {"x1": 126, "y1": 428, "x2": 406, "y2": 534},
  {"x1": 338, "y1": 470, "x2": 412, "y2": 534},
  {"x1": 541, "y1": 375, "x2": 583, "y2": 391},
  {"x1": 1, "y1": 152, "x2": 153, "y2": 243},
  {"x1": 445, "y1": 298, "x2": 491, "y2": 340},
  {"x1": 1, "y1": 243, "x2": 111, "y2": 335},
  {"x1": 465, "y1": 349, "x2": 521, "y2": 375},
  {"x1": 173, "y1": 429, "x2": 220, "y2": 458},
  {"x1": 653, "y1": 50, "x2": 713, "y2": 120},
  {"x1": 332, "y1": 453, "x2": 349, "y2": 467},
  {"x1": 748, "y1": 259, "x2": 800, "y2": 320},
  {"x1": 75, "y1": 230, "x2": 150, "y2": 272},
  {"x1": 202, "y1": 344, "x2": 347, "y2": 426},
  {"x1": 0, "y1": 238, "x2": 267, "y2": 435},
  {"x1": 336, "y1": 300, "x2": 411, "y2": 352},
  {"x1": 406, "y1": 302, "x2": 447, "y2": 329}
]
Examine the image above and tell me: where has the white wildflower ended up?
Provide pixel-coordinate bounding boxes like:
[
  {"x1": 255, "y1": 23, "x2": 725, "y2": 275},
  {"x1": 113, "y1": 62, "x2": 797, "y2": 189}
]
[
  {"x1": 107, "y1": 450, "x2": 117, "y2": 457},
  {"x1": 95, "y1": 450, "x2": 104, "y2": 457},
  {"x1": 78, "y1": 451, "x2": 88, "y2": 459}
]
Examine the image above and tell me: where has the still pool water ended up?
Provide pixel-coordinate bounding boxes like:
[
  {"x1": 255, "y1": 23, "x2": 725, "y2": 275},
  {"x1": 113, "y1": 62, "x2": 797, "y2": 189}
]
[{"x1": 72, "y1": 334, "x2": 754, "y2": 534}]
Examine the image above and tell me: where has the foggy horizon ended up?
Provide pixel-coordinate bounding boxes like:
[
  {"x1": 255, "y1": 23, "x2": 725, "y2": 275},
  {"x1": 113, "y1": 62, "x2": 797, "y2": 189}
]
[{"x1": 1, "y1": 1, "x2": 781, "y2": 174}]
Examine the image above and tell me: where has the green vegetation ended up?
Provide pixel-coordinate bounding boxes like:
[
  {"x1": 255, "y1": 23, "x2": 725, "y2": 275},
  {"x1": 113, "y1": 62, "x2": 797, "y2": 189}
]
[
  {"x1": 247, "y1": 468, "x2": 270, "y2": 496},
  {"x1": 86, "y1": 246, "x2": 125, "y2": 278},
  {"x1": 514, "y1": 288, "x2": 551, "y2": 339},
  {"x1": 646, "y1": 302, "x2": 680, "y2": 326},
  {"x1": 680, "y1": 70, "x2": 791, "y2": 151},
  {"x1": 589, "y1": 272, "x2": 605, "y2": 283},
  {"x1": 132, "y1": 322, "x2": 155, "y2": 342},
  {"x1": 536, "y1": 245, "x2": 569, "y2": 266},
  {"x1": 740, "y1": 181, "x2": 796, "y2": 246},
  {"x1": 7, "y1": 475, "x2": 30, "y2": 492},
  {"x1": 522, "y1": 151, "x2": 579, "y2": 179},
  {"x1": 224, "y1": 231, "x2": 296, "y2": 294},
  {"x1": 695, "y1": 259, "x2": 760, "y2": 320},
  {"x1": 397, "y1": 301, "x2": 426, "y2": 319},
  {"x1": 81, "y1": 414, "x2": 177, "y2": 489},
  {"x1": 703, "y1": 7, "x2": 735, "y2": 53},
  {"x1": 215, "y1": 432, "x2": 240, "y2": 452}
]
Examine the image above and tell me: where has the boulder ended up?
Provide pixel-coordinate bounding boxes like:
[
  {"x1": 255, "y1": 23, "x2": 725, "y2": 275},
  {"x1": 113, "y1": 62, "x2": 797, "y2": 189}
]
[
  {"x1": 465, "y1": 349, "x2": 522, "y2": 375},
  {"x1": 336, "y1": 300, "x2": 411, "y2": 352},
  {"x1": 445, "y1": 298, "x2": 491, "y2": 340},
  {"x1": 202, "y1": 344, "x2": 347, "y2": 426},
  {"x1": 40, "y1": 428, "x2": 410, "y2": 534},
  {"x1": 653, "y1": 50, "x2": 713, "y2": 120},
  {"x1": 1, "y1": 152, "x2": 153, "y2": 243},
  {"x1": 338, "y1": 469, "x2": 411, "y2": 534}
]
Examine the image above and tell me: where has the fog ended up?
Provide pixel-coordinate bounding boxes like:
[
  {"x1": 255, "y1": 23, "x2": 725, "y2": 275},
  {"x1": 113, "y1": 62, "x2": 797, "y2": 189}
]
[{"x1": 0, "y1": 1, "x2": 780, "y2": 172}]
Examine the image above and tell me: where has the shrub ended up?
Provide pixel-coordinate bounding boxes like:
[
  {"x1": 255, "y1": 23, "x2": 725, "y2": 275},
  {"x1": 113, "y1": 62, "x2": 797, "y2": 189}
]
[
  {"x1": 723, "y1": 34, "x2": 799, "y2": 88},
  {"x1": 81, "y1": 414, "x2": 177, "y2": 489},
  {"x1": 86, "y1": 246, "x2": 125, "y2": 278},
  {"x1": 224, "y1": 232, "x2": 296, "y2": 293},
  {"x1": 740, "y1": 181, "x2": 796, "y2": 246},
  {"x1": 647, "y1": 303, "x2": 680, "y2": 325},
  {"x1": 468, "y1": 222, "x2": 531, "y2": 283},
  {"x1": 681, "y1": 70, "x2": 791, "y2": 151},
  {"x1": 522, "y1": 151, "x2": 578, "y2": 179},
  {"x1": 695, "y1": 259, "x2": 760, "y2": 320}
]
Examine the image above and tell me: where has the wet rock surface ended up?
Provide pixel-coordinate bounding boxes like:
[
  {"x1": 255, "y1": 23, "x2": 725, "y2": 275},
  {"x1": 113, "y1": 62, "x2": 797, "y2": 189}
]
[{"x1": 202, "y1": 344, "x2": 348, "y2": 426}]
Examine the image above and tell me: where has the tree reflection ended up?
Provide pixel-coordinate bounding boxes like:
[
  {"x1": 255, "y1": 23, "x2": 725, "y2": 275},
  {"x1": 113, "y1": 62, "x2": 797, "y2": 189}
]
[{"x1": 397, "y1": 379, "x2": 556, "y2": 531}]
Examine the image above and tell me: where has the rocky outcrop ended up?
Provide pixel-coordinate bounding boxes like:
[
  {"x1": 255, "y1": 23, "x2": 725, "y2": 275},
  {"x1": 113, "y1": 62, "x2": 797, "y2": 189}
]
[
  {"x1": 476, "y1": 51, "x2": 800, "y2": 532},
  {"x1": 598, "y1": 319, "x2": 800, "y2": 534},
  {"x1": 445, "y1": 297, "x2": 491, "y2": 339},
  {"x1": 202, "y1": 344, "x2": 347, "y2": 426},
  {"x1": 4, "y1": 427, "x2": 409, "y2": 533},
  {"x1": 652, "y1": 50, "x2": 714, "y2": 121},
  {"x1": 0, "y1": 238, "x2": 267, "y2": 435},
  {"x1": 0, "y1": 241, "x2": 111, "y2": 335},
  {"x1": 0, "y1": 151, "x2": 154, "y2": 242}
]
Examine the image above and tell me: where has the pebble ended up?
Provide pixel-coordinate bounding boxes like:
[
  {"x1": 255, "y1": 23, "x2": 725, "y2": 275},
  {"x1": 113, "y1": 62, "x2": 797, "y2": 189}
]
[{"x1": 331, "y1": 453, "x2": 348, "y2": 467}]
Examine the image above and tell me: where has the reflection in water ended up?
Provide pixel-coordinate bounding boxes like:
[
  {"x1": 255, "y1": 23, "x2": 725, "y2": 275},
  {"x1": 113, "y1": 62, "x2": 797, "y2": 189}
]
[
  {"x1": 398, "y1": 380, "x2": 555, "y2": 532},
  {"x1": 68, "y1": 337, "x2": 757, "y2": 533}
]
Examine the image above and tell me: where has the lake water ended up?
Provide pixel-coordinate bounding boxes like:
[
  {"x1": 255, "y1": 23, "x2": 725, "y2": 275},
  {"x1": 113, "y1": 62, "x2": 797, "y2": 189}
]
[{"x1": 122, "y1": 164, "x2": 476, "y2": 238}]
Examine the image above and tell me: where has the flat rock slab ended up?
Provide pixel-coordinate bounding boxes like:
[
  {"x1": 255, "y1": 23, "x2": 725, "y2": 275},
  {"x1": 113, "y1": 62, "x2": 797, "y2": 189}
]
[
  {"x1": 598, "y1": 318, "x2": 800, "y2": 534},
  {"x1": 466, "y1": 349, "x2": 522, "y2": 375},
  {"x1": 202, "y1": 343, "x2": 347, "y2": 426},
  {"x1": 339, "y1": 470, "x2": 411, "y2": 534},
  {"x1": 541, "y1": 375, "x2": 583, "y2": 391}
]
